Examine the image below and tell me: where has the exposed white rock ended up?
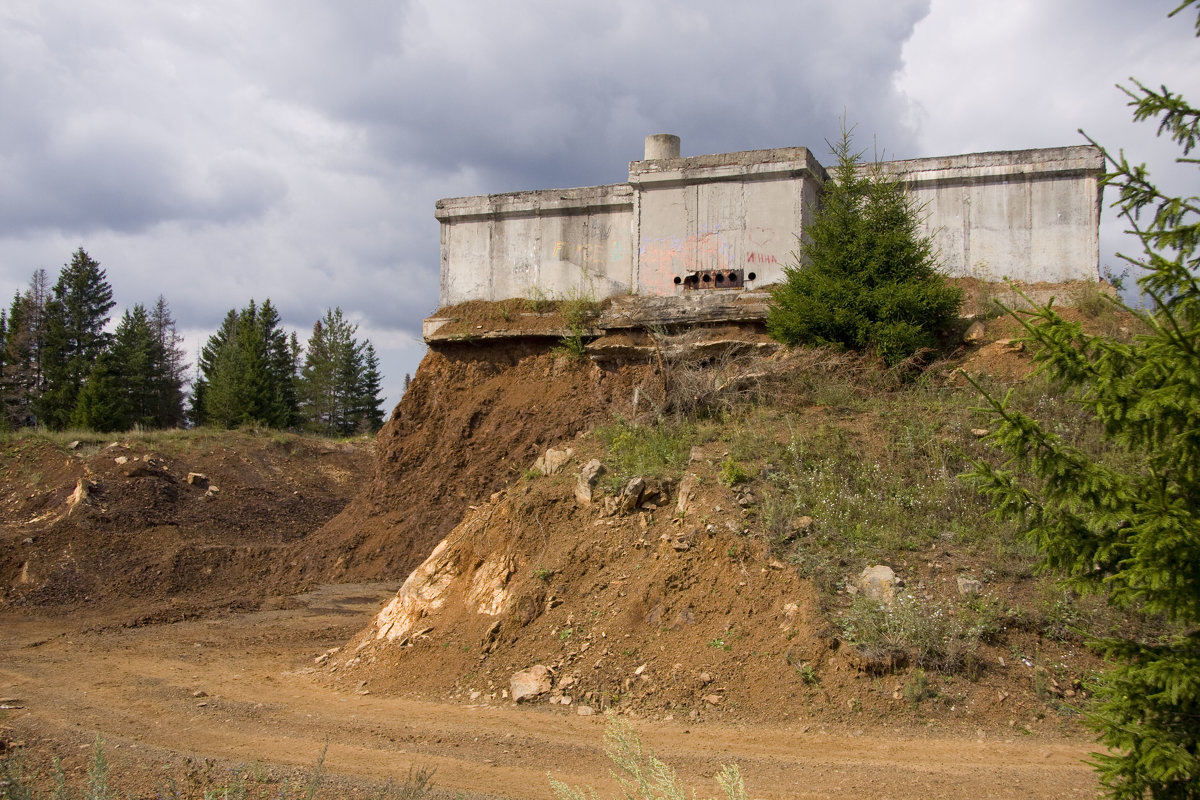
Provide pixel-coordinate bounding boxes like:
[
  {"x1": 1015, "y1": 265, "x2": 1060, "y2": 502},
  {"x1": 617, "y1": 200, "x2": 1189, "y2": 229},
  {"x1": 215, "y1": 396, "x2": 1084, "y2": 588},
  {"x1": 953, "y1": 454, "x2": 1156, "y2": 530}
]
[{"x1": 510, "y1": 665, "x2": 552, "y2": 702}]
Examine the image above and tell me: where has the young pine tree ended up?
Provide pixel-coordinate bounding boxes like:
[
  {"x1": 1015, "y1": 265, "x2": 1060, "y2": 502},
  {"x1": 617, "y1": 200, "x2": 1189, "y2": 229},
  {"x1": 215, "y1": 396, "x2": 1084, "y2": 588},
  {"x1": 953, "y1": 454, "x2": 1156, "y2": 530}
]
[
  {"x1": 767, "y1": 125, "x2": 961, "y2": 366},
  {"x1": 967, "y1": 4, "x2": 1200, "y2": 795},
  {"x1": 298, "y1": 308, "x2": 385, "y2": 435}
]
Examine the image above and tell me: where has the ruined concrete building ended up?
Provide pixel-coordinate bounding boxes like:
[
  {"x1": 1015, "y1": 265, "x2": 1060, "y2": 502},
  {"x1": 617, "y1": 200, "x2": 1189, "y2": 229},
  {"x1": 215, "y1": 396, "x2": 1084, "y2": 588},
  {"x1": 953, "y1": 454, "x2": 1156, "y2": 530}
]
[{"x1": 425, "y1": 134, "x2": 1102, "y2": 341}]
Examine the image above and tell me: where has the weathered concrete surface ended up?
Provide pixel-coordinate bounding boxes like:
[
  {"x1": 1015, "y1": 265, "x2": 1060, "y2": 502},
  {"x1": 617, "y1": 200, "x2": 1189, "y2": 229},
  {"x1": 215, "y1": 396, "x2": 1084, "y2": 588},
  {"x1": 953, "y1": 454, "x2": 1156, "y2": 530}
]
[
  {"x1": 885, "y1": 146, "x2": 1103, "y2": 283},
  {"x1": 436, "y1": 184, "x2": 634, "y2": 307},
  {"x1": 630, "y1": 147, "x2": 826, "y2": 294},
  {"x1": 434, "y1": 137, "x2": 1102, "y2": 308}
]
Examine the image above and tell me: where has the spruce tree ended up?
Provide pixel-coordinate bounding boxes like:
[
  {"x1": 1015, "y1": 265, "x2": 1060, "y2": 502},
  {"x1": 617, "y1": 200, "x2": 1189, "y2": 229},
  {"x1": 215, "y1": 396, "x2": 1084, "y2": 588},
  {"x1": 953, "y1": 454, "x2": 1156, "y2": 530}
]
[
  {"x1": 1, "y1": 271, "x2": 50, "y2": 429},
  {"x1": 297, "y1": 307, "x2": 384, "y2": 435},
  {"x1": 767, "y1": 125, "x2": 962, "y2": 366},
  {"x1": 193, "y1": 300, "x2": 297, "y2": 429},
  {"x1": 149, "y1": 296, "x2": 188, "y2": 428},
  {"x1": 39, "y1": 249, "x2": 115, "y2": 429},
  {"x1": 354, "y1": 341, "x2": 385, "y2": 433},
  {"x1": 967, "y1": 4, "x2": 1200, "y2": 794}
]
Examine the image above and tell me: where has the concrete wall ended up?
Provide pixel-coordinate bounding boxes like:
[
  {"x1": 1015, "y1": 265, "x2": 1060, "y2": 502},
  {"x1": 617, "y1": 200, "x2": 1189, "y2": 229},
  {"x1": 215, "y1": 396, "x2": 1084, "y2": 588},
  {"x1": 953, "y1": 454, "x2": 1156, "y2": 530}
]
[
  {"x1": 886, "y1": 146, "x2": 1103, "y2": 283},
  {"x1": 630, "y1": 147, "x2": 826, "y2": 295},
  {"x1": 436, "y1": 185, "x2": 633, "y2": 307},
  {"x1": 434, "y1": 140, "x2": 1102, "y2": 308}
]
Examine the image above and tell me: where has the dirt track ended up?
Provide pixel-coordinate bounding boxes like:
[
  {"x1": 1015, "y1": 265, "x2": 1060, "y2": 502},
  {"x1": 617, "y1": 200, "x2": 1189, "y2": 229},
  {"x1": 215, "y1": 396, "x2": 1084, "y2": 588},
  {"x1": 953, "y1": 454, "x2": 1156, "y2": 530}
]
[{"x1": 0, "y1": 583, "x2": 1098, "y2": 799}]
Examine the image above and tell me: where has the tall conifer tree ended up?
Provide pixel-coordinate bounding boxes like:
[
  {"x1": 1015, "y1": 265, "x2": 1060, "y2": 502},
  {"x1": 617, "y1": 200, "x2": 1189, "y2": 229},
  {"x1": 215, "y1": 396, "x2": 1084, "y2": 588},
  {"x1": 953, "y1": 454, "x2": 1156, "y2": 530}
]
[{"x1": 39, "y1": 249, "x2": 115, "y2": 429}]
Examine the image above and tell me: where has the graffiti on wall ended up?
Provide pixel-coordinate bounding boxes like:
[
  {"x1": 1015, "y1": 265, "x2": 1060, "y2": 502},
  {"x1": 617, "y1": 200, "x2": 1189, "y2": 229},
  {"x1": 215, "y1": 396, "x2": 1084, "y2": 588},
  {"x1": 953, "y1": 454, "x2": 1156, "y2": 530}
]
[{"x1": 638, "y1": 226, "x2": 781, "y2": 293}]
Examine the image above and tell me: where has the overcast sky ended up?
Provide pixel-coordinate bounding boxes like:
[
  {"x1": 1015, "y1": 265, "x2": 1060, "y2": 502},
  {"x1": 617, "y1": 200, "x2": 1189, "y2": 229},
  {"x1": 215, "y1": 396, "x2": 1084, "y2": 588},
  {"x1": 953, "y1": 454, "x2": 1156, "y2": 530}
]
[{"x1": 2, "y1": 0, "x2": 1197, "y2": 414}]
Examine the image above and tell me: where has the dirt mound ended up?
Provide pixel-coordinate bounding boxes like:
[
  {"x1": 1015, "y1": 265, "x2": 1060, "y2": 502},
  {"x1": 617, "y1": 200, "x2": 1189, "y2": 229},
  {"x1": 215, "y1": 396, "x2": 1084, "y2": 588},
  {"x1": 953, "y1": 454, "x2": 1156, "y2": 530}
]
[
  {"x1": 275, "y1": 341, "x2": 656, "y2": 590},
  {"x1": 0, "y1": 432, "x2": 371, "y2": 622},
  {"x1": 324, "y1": 459, "x2": 832, "y2": 724},
  {"x1": 320, "y1": 437, "x2": 1098, "y2": 733}
]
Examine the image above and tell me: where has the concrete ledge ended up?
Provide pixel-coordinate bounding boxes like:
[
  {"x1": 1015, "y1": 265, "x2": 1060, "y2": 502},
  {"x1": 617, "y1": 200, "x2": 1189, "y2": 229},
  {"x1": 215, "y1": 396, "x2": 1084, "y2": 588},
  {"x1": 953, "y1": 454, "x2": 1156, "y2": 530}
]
[
  {"x1": 436, "y1": 184, "x2": 633, "y2": 222},
  {"x1": 879, "y1": 145, "x2": 1103, "y2": 187},
  {"x1": 422, "y1": 292, "x2": 773, "y2": 345},
  {"x1": 629, "y1": 147, "x2": 827, "y2": 188}
]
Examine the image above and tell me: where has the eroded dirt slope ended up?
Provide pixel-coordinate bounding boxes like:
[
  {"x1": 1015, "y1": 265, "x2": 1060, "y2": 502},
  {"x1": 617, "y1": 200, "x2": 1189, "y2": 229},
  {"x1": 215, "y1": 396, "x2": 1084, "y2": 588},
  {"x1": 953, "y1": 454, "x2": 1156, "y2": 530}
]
[{"x1": 276, "y1": 341, "x2": 656, "y2": 590}]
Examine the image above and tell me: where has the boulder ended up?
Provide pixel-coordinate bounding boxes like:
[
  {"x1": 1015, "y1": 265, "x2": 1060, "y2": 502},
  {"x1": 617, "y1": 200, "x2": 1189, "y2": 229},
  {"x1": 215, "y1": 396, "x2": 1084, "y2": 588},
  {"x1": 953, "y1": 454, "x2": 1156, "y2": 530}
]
[
  {"x1": 533, "y1": 447, "x2": 574, "y2": 476},
  {"x1": 675, "y1": 473, "x2": 698, "y2": 515},
  {"x1": 510, "y1": 665, "x2": 553, "y2": 703},
  {"x1": 857, "y1": 564, "x2": 899, "y2": 603},
  {"x1": 617, "y1": 477, "x2": 646, "y2": 515},
  {"x1": 957, "y1": 575, "x2": 984, "y2": 597},
  {"x1": 963, "y1": 320, "x2": 986, "y2": 343},
  {"x1": 575, "y1": 459, "x2": 606, "y2": 506}
]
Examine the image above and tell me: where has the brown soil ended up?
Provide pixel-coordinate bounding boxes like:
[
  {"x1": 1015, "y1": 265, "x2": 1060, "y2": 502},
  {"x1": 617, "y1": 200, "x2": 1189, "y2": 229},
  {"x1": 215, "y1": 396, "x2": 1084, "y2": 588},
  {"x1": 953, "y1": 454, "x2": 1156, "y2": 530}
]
[
  {"x1": 1, "y1": 431, "x2": 371, "y2": 624},
  {"x1": 274, "y1": 340, "x2": 655, "y2": 592},
  {"x1": 0, "y1": 298, "x2": 1138, "y2": 798},
  {"x1": 0, "y1": 583, "x2": 1096, "y2": 800}
]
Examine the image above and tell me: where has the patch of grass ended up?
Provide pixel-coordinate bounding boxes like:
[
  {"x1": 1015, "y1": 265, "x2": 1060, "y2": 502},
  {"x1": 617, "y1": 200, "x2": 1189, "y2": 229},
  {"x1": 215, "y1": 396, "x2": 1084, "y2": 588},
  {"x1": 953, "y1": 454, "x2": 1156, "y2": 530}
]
[
  {"x1": 903, "y1": 668, "x2": 934, "y2": 705},
  {"x1": 523, "y1": 287, "x2": 554, "y2": 315},
  {"x1": 596, "y1": 419, "x2": 694, "y2": 487},
  {"x1": 836, "y1": 595, "x2": 985, "y2": 677},
  {"x1": 0, "y1": 739, "x2": 438, "y2": 800}
]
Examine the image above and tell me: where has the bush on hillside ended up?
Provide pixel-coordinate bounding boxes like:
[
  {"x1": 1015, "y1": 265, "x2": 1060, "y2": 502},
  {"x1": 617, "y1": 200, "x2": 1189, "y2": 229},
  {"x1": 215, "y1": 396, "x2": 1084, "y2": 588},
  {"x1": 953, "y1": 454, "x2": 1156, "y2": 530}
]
[{"x1": 767, "y1": 125, "x2": 962, "y2": 366}]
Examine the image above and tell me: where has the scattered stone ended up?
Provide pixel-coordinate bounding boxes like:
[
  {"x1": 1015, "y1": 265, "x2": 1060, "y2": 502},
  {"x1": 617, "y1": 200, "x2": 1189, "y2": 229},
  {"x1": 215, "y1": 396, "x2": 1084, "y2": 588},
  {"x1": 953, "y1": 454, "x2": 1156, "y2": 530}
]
[
  {"x1": 956, "y1": 575, "x2": 984, "y2": 597},
  {"x1": 781, "y1": 515, "x2": 814, "y2": 541},
  {"x1": 634, "y1": 663, "x2": 647, "y2": 676},
  {"x1": 510, "y1": 665, "x2": 553, "y2": 702},
  {"x1": 533, "y1": 447, "x2": 574, "y2": 476},
  {"x1": 702, "y1": 694, "x2": 723, "y2": 706},
  {"x1": 698, "y1": 671, "x2": 712, "y2": 685},
  {"x1": 575, "y1": 459, "x2": 606, "y2": 506},
  {"x1": 67, "y1": 440, "x2": 81, "y2": 450},
  {"x1": 997, "y1": 338, "x2": 1025, "y2": 352},
  {"x1": 666, "y1": 529, "x2": 695, "y2": 551},
  {"x1": 192, "y1": 690, "x2": 207, "y2": 698},
  {"x1": 617, "y1": 477, "x2": 646, "y2": 515},
  {"x1": 576, "y1": 705, "x2": 596, "y2": 716},
  {"x1": 204, "y1": 486, "x2": 220, "y2": 500},
  {"x1": 735, "y1": 487, "x2": 755, "y2": 507},
  {"x1": 688, "y1": 446, "x2": 705, "y2": 463},
  {"x1": 187, "y1": 472, "x2": 209, "y2": 487},
  {"x1": 67, "y1": 478, "x2": 91, "y2": 516},
  {"x1": 963, "y1": 320, "x2": 986, "y2": 343},
  {"x1": 856, "y1": 565, "x2": 899, "y2": 604},
  {"x1": 676, "y1": 473, "x2": 698, "y2": 515},
  {"x1": 971, "y1": 428, "x2": 990, "y2": 438}
]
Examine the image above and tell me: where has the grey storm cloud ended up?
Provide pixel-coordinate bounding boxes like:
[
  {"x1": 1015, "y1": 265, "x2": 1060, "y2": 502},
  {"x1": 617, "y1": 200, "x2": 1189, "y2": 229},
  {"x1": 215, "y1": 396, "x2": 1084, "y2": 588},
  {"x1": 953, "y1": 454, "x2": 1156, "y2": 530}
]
[{"x1": 1, "y1": 0, "x2": 1196, "y2": 411}]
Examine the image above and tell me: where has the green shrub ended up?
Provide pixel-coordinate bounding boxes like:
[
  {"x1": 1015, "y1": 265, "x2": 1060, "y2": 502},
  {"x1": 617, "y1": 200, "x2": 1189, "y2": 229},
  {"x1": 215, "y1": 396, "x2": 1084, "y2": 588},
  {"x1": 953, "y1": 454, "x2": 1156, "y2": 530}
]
[
  {"x1": 717, "y1": 457, "x2": 751, "y2": 487},
  {"x1": 767, "y1": 124, "x2": 962, "y2": 366}
]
